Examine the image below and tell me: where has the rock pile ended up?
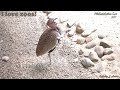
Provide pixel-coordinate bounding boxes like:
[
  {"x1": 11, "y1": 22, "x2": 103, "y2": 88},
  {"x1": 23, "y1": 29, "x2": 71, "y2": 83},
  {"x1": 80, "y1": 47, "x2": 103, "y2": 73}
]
[{"x1": 64, "y1": 22, "x2": 115, "y2": 71}]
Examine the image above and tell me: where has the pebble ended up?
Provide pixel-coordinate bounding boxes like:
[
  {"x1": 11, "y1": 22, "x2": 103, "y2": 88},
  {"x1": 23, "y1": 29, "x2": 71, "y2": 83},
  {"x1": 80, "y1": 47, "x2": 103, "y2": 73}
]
[
  {"x1": 0, "y1": 40, "x2": 3, "y2": 43},
  {"x1": 76, "y1": 37, "x2": 85, "y2": 45},
  {"x1": 89, "y1": 51, "x2": 100, "y2": 62},
  {"x1": 1, "y1": 56, "x2": 10, "y2": 62},
  {"x1": 76, "y1": 28, "x2": 84, "y2": 34},
  {"x1": 81, "y1": 29, "x2": 97, "y2": 37},
  {"x1": 96, "y1": 61, "x2": 104, "y2": 73},
  {"x1": 98, "y1": 34, "x2": 105, "y2": 39},
  {"x1": 81, "y1": 58, "x2": 94, "y2": 68},
  {"x1": 68, "y1": 31, "x2": 74, "y2": 37},
  {"x1": 101, "y1": 54, "x2": 116, "y2": 61},
  {"x1": 66, "y1": 21, "x2": 75, "y2": 28},
  {"x1": 100, "y1": 40, "x2": 111, "y2": 48},
  {"x1": 84, "y1": 49, "x2": 92, "y2": 57},
  {"x1": 67, "y1": 26, "x2": 76, "y2": 37},
  {"x1": 76, "y1": 24, "x2": 84, "y2": 34},
  {"x1": 78, "y1": 48, "x2": 84, "y2": 55},
  {"x1": 94, "y1": 46, "x2": 104, "y2": 58},
  {"x1": 103, "y1": 48, "x2": 113, "y2": 55},
  {"x1": 71, "y1": 35, "x2": 78, "y2": 42},
  {"x1": 74, "y1": 58, "x2": 79, "y2": 62},
  {"x1": 65, "y1": 29, "x2": 71, "y2": 33},
  {"x1": 85, "y1": 40, "x2": 98, "y2": 49},
  {"x1": 85, "y1": 35, "x2": 94, "y2": 43},
  {"x1": 81, "y1": 31, "x2": 90, "y2": 37},
  {"x1": 67, "y1": 23, "x2": 72, "y2": 28}
]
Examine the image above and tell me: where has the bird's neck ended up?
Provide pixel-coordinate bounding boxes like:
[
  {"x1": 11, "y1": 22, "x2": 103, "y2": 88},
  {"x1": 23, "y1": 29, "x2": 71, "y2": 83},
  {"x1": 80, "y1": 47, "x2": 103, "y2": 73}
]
[{"x1": 48, "y1": 26, "x2": 60, "y2": 34}]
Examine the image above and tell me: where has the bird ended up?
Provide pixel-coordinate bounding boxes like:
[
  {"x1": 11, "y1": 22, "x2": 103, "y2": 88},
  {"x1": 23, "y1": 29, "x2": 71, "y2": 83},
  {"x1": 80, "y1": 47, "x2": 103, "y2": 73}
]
[{"x1": 36, "y1": 18, "x2": 61, "y2": 65}]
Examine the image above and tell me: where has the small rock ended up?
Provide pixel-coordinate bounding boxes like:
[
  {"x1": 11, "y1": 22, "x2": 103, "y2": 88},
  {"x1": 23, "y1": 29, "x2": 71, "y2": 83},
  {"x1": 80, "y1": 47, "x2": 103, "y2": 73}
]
[
  {"x1": 85, "y1": 35, "x2": 94, "y2": 43},
  {"x1": 106, "y1": 54, "x2": 116, "y2": 61},
  {"x1": 89, "y1": 51, "x2": 100, "y2": 62},
  {"x1": 100, "y1": 40, "x2": 111, "y2": 48},
  {"x1": 103, "y1": 48, "x2": 113, "y2": 55},
  {"x1": 96, "y1": 61, "x2": 104, "y2": 73},
  {"x1": 66, "y1": 21, "x2": 76, "y2": 28},
  {"x1": 98, "y1": 34, "x2": 104, "y2": 39},
  {"x1": 68, "y1": 31, "x2": 74, "y2": 37},
  {"x1": 67, "y1": 26, "x2": 76, "y2": 37},
  {"x1": 84, "y1": 49, "x2": 91, "y2": 57},
  {"x1": 2, "y1": 56, "x2": 9, "y2": 62},
  {"x1": 76, "y1": 24, "x2": 84, "y2": 34},
  {"x1": 101, "y1": 54, "x2": 116, "y2": 61},
  {"x1": 67, "y1": 23, "x2": 71, "y2": 28},
  {"x1": 76, "y1": 28, "x2": 84, "y2": 34},
  {"x1": 71, "y1": 35, "x2": 78, "y2": 42},
  {"x1": 74, "y1": 58, "x2": 79, "y2": 62},
  {"x1": 65, "y1": 29, "x2": 71, "y2": 33},
  {"x1": 85, "y1": 40, "x2": 98, "y2": 49},
  {"x1": 78, "y1": 48, "x2": 84, "y2": 55},
  {"x1": 81, "y1": 31, "x2": 90, "y2": 37},
  {"x1": 76, "y1": 37, "x2": 85, "y2": 45},
  {"x1": 94, "y1": 46, "x2": 104, "y2": 58},
  {"x1": 0, "y1": 40, "x2": 3, "y2": 43},
  {"x1": 81, "y1": 29, "x2": 97, "y2": 37},
  {"x1": 81, "y1": 58, "x2": 94, "y2": 68}
]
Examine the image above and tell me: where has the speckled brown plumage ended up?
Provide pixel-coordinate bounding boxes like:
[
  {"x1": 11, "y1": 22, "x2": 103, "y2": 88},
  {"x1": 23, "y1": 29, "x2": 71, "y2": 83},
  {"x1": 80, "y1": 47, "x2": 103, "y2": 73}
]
[{"x1": 36, "y1": 18, "x2": 61, "y2": 64}]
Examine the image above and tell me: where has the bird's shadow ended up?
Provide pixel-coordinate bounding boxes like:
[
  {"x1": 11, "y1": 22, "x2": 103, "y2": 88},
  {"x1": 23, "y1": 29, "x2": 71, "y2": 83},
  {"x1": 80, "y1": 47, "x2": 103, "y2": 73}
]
[{"x1": 33, "y1": 62, "x2": 51, "y2": 72}]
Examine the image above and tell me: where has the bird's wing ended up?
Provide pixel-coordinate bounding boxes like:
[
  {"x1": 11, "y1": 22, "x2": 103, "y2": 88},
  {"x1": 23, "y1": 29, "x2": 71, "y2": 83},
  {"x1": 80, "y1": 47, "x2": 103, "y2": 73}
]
[{"x1": 36, "y1": 29, "x2": 58, "y2": 56}]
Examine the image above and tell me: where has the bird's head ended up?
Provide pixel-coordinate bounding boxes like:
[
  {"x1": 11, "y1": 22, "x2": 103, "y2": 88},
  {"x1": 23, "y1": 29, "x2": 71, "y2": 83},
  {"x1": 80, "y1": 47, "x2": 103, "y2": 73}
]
[{"x1": 47, "y1": 18, "x2": 58, "y2": 28}]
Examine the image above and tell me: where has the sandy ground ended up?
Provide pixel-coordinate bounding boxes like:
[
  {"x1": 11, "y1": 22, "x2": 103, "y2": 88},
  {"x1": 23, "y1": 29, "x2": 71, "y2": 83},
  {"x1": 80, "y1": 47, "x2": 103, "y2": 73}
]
[{"x1": 0, "y1": 11, "x2": 120, "y2": 79}]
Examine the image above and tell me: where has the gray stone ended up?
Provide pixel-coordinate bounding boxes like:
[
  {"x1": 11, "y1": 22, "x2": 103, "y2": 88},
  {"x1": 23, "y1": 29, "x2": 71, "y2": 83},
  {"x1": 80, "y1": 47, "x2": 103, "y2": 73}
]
[
  {"x1": 85, "y1": 40, "x2": 98, "y2": 49},
  {"x1": 78, "y1": 48, "x2": 84, "y2": 55},
  {"x1": 2, "y1": 56, "x2": 10, "y2": 62},
  {"x1": 81, "y1": 29, "x2": 97, "y2": 37},
  {"x1": 81, "y1": 58, "x2": 94, "y2": 68},
  {"x1": 66, "y1": 21, "x2": 75, "y2": 28},
  {"x1": 101, "y1": 54, "x2": 116, "y2": 61},
  {"x1": 68, "y1": 31, "x2": 74, "y2": 37},
  {"x1": 0, "y1": 40, "x2": 3, "y2": 43},
  {"x1": 85, "y1": 35, "x2": 94, "y2": 43},
  {"x1": 76, "y1": 24, "x2": 84, "y2": 34},
  {"x1": 94, "y1": 46, "x2": 104, "y2": 58},
  {"x1": 100, "y1": 40, "x2": 111, "y2": 48},
  {"x1": 76, "y1": 37, "x2": 85, "y2": 45},
  {"x1": 81, "y1": 31, "x2": 90, "y2": 37},
  {"x1": 74, "y1": 58, "x2": 79, "y2": 62},
  {"x1": 89, "y1": 51, "x2": 100, "y2": 62},
  {"x1": 103, "y1": 48, "x2": 113, "y2": 55},
  {"x1": 65, "y1": 29, "x2": 71, "y2": 33},
  {"x1": 98, "y1": 34, "x2": 105, "y2": 39},
  {"x1": 84, "y1": 49, "x2": 92, "y2": 57},
  {"x1": 96, "y1": 61, "x2": 104, "y2": 73},
  {"x1": 71, "y1": 35, "x2": 78, "y2": 42},
  {"x1": 76, "y1": 28, "x2": 84, "y2": 34}
]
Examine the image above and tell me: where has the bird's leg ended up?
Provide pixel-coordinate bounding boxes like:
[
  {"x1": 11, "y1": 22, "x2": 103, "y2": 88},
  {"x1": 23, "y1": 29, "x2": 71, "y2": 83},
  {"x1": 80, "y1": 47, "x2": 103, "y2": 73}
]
[
  {"x1": 58, "y1": 39, "x2": 60, "y2": 44},
  {"x1": 57, "y1": 34, "x2": 62, "y2": 44},
  {"x1": 48, "y1": 47, "x2": 56, "y2": 65},
  {"x1": 48, "y1": 53, "x2": 51, "y2": 65}
]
